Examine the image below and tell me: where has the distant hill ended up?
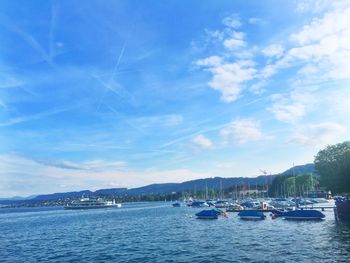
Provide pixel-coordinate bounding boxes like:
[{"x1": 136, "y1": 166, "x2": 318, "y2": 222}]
[
  {"x1": 31, "y1": 188, "x2": 127, "y2": 201},
  {"x1": 0, "y1": 163, "x2": 316, "y2": 203},
  {"x1": 281, "y1": 163, "x2": 317, "y2": 176},
  {"x1": 127, "y1": 175, "x2": 274, "y2": 195}
]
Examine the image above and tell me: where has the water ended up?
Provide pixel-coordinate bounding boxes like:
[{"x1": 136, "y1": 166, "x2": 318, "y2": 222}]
[{"x1": 1, "y1": 203, "x2": 350, "y2": 262}]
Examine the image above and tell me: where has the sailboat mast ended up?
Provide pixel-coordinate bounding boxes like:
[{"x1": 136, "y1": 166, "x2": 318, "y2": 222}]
[{"x1": 293, "y1": 162, "x2": 297, "y2": 208}]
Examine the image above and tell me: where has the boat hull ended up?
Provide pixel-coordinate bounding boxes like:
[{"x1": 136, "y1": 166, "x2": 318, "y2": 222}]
[
  {"x1": 64, "y1": 204, "x2": 122, "y2": 210},
  {"x1": 196, "y1": 215, "x2": 218, "y2": 219},
  {"x1": 334, "y1": 198, "x2": 350, "y2": 222},
  {"x1": 239, "y1": 216, "x2": 265, "y2": 220}
]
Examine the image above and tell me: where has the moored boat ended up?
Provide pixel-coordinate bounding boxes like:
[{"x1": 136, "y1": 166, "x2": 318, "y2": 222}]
[
  {"x1": 172, "y1": 202, "x2": 181, "y2": 207},
  {"x1": 283, "y1": 209, "x2": 325, "y2": 220},
  {"x1": 190, "y1": 201, "x2": 209, "y2": 208},
  {"x1": 238, "y1": 210, "x2": 266, "y2": 220},
  {"x1": 64, "y1": 197, "x2": 122, "y2": 210},
  {"x1": 195, "y1": 209, "x2": 219, "y2": 219},
  {"x1": 334, "y1": 197, "x2": 350, "y2": 222}
]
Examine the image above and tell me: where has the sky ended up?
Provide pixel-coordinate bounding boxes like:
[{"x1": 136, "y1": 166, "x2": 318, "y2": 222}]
[{"x1": 0, "y1": 0, "x2": 350, "y2": 197}]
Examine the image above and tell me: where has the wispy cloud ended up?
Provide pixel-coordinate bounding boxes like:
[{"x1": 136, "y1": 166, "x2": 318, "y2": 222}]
[
  {"x1": 0, "y1": 104, "x2": 81, "y2": 127},
  {"x1": 193, "y1": 134, "x2": 213, "y2": 149},
  {"x1": 130, "y1": 114, "x2": 183, "y2": 128},
  {"x1": 0, "y1": 17, "x2": 54, "y2": 66},
  {"x1": 288, "y1": 122, "x2": 347, "y2": 147},
  {"x1": 268, "y1": 88, "x2": 314, "y2": 123},
  {"x1": 262, "y1": 44, "x2": 284, "y2": 58}
]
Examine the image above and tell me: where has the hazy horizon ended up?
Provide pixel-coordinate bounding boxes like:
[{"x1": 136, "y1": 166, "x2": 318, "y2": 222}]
[{"x1": 1, "y1": 0, "x2": 349, "y2": 197}]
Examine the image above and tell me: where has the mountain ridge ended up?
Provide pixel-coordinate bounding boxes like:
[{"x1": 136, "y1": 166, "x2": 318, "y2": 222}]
[{"x1": 1, "y1": 163, "x2": 316, "y2": 202}]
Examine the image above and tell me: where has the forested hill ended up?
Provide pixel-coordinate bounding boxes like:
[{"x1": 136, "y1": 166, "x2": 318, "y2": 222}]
[{"x1": 281, "y1": 163, "x2": 317, "y2": 176}]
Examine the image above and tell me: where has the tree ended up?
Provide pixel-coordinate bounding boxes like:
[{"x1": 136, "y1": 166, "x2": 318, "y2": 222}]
[
  {"x1": 314, "y1": 141, "x2": 350, "y2": 194},
  {"x1": 268, "y1": 173, "x2": 318, "y2": 197}
]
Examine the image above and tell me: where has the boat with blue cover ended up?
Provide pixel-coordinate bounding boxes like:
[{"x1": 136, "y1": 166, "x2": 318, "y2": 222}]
[
  {"x1": 283, "y1": 209, "x2": 325, "y2": 220},
  {"x1": 195, "y1": 209, "x2": 219, "y2": 219},
  {"x1": 172, "y1": 202, "x2": 181, "y2": 207},
  {"x1": 238, "y1": 210, "x2": 266, "y2": 220}
]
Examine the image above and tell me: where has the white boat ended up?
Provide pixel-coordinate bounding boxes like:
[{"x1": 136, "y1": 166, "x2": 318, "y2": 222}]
[{"x1": 64, "y1": 197, "x2": 122, "y2": 210}]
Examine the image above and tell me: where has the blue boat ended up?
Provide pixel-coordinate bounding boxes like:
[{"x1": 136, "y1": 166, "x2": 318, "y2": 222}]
[
  {"x1": 172, "y1": 202, "x2": 181, "y2": 207},
  {"x1": 238, "y1": 210, "x2": 266, "y2": 220},
  {"x1": 283, "y1": 209, "x2": 325, "y2": 220},
  {"x1": 334, "y1": 197, "x2": 350, "y2": 222},
  {"x1": 195, "y1": 209, "x2": 219, "y2": 219}
]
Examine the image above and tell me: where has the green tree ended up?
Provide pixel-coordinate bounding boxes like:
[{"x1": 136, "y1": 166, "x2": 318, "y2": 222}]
[
  {"x1": 295, "y1": 173, "x2": 318, "y2": 196},
  {"x1": 314, "y1": 141, "x2": 350, "y2": 194}
]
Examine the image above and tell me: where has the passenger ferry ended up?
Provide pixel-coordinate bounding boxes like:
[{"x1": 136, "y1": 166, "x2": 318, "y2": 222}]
[{"x1": 64, "y1": 197, "x2": 122, "y2": 210}]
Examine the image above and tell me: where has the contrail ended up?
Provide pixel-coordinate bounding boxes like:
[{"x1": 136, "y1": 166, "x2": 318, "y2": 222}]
[
  {"x1": 94, "y1": 41, "x2": 127, "y2": 112},
  {"x1": 49, "y1": 0, "x2": 58, "y2": 61}
]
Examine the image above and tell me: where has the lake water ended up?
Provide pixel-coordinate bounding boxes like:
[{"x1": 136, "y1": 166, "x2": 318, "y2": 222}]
[{"x1": 1, "y1": 202, "x2": 350, "y2": 262}]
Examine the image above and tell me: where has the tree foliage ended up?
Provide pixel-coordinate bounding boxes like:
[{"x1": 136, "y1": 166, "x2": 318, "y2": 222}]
[
  {"x1": 268, "y1": 173, "x2": 317, "y2": 197},
  {"x1": 314, "y1": 141, "x2": 350, "y2": 194}
]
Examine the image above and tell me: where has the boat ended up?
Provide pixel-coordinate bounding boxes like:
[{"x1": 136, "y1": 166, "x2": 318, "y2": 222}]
[
  {"x1": 238, "y1": 210, "x2": 266, "y2": 220},
  {"x1": 334, "y1": 197, "x2": 350, "y2": 222},
  {"x1": 172, "y1": 202, "x2": 181, "y2": 207},
  {"x1": 64, "y1": 197, "x2": 122, "y2": 210},
  {"x1": 226, "y1": 203, "x2": 243, "y2": 212},
  {"x1": 283, "y1": 209, "x2": 325, "y2": 220},
  {"x1": 195, "y1": 209, "x2": 219, "y2": 219},
  {"x1": 214, "y1": 200, "x2": 230, "y2": 208},
  {"x1": 271, "y1": 209, "x2": 287, "y2": 218},
  {"x1": 190, "y1": 201, "x2": 209, "y2": 208}
]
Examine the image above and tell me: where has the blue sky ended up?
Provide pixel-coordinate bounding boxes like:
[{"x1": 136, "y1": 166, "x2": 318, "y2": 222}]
[{"x1": 1, "y1": 0, "x2": 350, "y2": 197}]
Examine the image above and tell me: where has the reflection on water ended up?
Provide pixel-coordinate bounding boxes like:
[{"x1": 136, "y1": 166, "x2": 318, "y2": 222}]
[{"x1": 0, "y1": 203, "x2": 349, "y2": 263}]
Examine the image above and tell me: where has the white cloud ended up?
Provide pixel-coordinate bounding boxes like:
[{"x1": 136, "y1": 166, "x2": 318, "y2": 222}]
[
  {"x1": 196, "y1": 56, "x2": 222, "y2": 67},
  {"x1": 220, "y1": 118, "x2": 270, "y2": 144},
  {"x1": 222, "y1": 15, "x2": 241, "y2": 29},
  {"x1": 262, "y1": 44, "x2": 284, "y2": 58},
  {"x1": 196, "y1": 57, "x2": 256, "y2": 102},
  {"x1": 289, "y1": 7, "x2": 350, "y2": 80},
  {"x1": 195, "y1": 15, "x2": 259, "y2": 103},
  {"x1": 289, "y1": 122, "x2": 347, "y2": 147},
  {"x1": 223, "y1": 38, "x2": 246, "y2": 50},
  {"x1": 269, "y1": 89, "x2": 314, "y2": 123},
  {"x1": 269, "y1": 101, "x2": 306, "y2": 123},
  {"x1": 193, "y1": 134, "x2": 213, "y2": 148},
  {"x1": 295, "y1": 0, "x2": 332, "y2": 14},
  {"x1": 259, "y1": 4, "x2": 350, "y2": 86},
  {"x1": 291, "y1": 8, "x2": 350, "y2": 45}
]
